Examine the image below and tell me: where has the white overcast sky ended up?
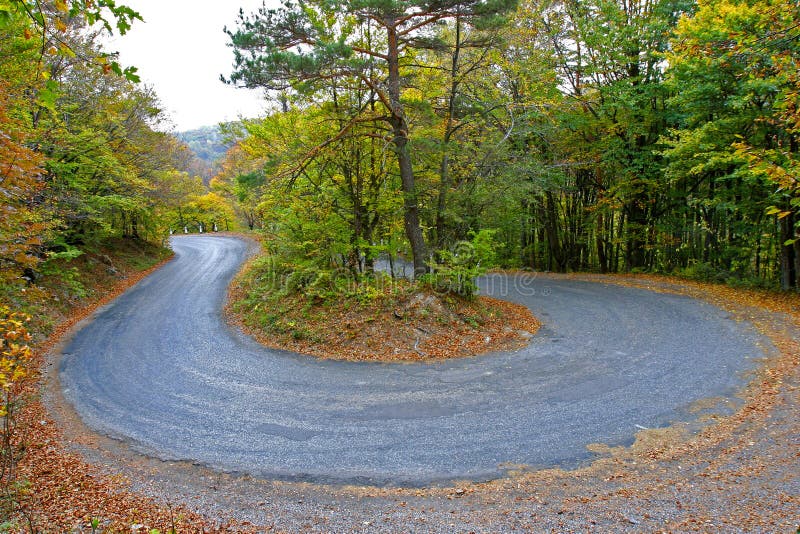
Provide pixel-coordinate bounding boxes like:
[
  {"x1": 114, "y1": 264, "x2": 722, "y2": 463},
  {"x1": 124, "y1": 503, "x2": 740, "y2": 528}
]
[{"x1": 107, "y1": 0, "x2": 280, "y2": 131}]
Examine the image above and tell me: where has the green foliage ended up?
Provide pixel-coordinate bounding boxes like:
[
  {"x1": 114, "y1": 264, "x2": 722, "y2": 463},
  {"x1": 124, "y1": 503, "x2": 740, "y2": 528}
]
[
  {"x1": 0, "y1": 521, "x2": 20, "y2": 532},
  {"x1": 211, "y1": 0, "x2": 800, "y2": 290},
  {"x1": 0, "y1": 0, "x2": 222, "y2": 281},
  {"x1": 226, "y1": 0, "x2": 517, "y2": 273},
  {"x1": 675, "y1": 261, "x2": 780, "y2": 290},
  {"x1": 1, "y1": 0, "x2": 142, "y2": 83},
  {"x1": 38, "y1": 243, "x2": 88, "y2": 298},
  {"x1": 468, "y1": 229, "x2": 499, "y2": 269},
  {"x1": 423, "y1": 230, "x2": 498, "y2": 298},
  {"x1": 676, "y1": 262, "x2": 731, "y2": 283},
  {"x1": 661, "y1": 0, "x2": 800, "y2": 287}
]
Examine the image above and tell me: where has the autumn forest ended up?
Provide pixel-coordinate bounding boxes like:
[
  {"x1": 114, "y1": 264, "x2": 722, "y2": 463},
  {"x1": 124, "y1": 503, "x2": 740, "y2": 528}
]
[
  {"x1": 1, "y1": 0, "x2": 798, "y2": 313},
  {"x1": 1, "y1": 0, "x2": 799, "y2": 528}
]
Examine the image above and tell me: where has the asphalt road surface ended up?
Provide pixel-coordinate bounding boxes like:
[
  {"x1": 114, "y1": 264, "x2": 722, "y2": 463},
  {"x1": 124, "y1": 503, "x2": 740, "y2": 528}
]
[{"x1": 59, "y1": 235, "x2": 764, "y2": 486}]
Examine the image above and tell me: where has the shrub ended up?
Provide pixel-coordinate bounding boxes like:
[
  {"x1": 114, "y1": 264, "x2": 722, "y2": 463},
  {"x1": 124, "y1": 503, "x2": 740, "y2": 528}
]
[
  {"x1": 423, "y1": 229, "x2": 498, "y2": 298},
  {"x1": 677, "y1": 262, "x2": 730, "y2": 283},
  {"x1": 0, "y1": 306, "x2": 33, "y2": 519}
]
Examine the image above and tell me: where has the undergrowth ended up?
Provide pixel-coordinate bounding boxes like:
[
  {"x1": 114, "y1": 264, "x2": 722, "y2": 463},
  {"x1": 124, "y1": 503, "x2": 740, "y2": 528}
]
[
  {"x1": 672, "y1": 262, "x2": 780, "y2": 290},
  {"x1": 0, "y1": 236, "x2": 171, "y2": 530},
  {"x1": 0, "y1": 238, "x2": 171, "y2": 343},
  {"x1": 228, "y1": 243, "x2": 540, "y2": 363}
]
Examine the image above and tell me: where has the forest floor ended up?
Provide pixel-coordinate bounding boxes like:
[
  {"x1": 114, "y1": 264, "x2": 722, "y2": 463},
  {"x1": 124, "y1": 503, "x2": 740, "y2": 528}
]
[
  {"x1": 7, "y1": 248, "x2": 800, "y2": 531},
  {"x1": 226, "y1": 255, "x2": 540, "y2": 362}
]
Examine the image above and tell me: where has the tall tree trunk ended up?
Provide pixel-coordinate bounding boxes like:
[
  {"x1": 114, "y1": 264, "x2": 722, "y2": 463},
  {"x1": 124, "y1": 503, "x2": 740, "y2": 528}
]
[
  {"x1": 434, "y1": 16, "x2": 462, "y2": 249},
  {"x1": 779, "y1": 214, "x2": 795, "y2": 290},
  {"x1": 543, "y1": 192, "x2": 564, "y2": 272},
  {"x1": 596, "y1": 211, "x2": 608, "y2": 273},
  {"x1": 131, "y1": 215, "x2": 140, "y2": 239},
  {"x1": 387, "y1": 21, "x2": 427, "y2": 276},
  {"x1": 625, "y1": 194, "x2": 648, "y2": 270}
]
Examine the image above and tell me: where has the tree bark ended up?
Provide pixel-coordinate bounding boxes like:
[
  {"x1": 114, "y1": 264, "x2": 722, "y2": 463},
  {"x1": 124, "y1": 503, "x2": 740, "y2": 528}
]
[
  {"x1": 779, "y1": 214, "x2": 795, "y2": 290},
  {"x1": 434, "y1": 16, "x2": 462, "y2": 249},
  {"x1": 386, "y1": 21, "x2": 428, "y2": 276},
  {"x1": 596, "y1": 211, "x2": 608, "y2": 273}
]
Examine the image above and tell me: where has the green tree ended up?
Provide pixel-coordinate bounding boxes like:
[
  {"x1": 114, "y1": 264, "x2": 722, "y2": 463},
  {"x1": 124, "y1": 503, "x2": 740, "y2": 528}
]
[
  {"x1": 230, "y1": 101, "x2": 405, "y2": 274},
  {"x1": 1, "y1": 0, "x2": 142, "y2": 82},
  {"x1": 225, "y1": 0, "x2": 517, "y2": 275},
  {"x1": 497, "y1": 0, "x2": 690, "y2": 273},
  {"x1": 665, "y1": 0, "x2": 800, "y2": 287},
  {"x1": 0, "y1": 0, "x2": 206, "y2": 289},
  {"x1": 210, "y1": 144, "x2": 265, "y2": 230}
]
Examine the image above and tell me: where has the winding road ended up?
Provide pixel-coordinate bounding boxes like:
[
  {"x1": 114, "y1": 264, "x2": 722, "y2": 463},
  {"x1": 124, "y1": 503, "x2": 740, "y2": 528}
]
[{"x1": 58, "y1": 235, "x2": 765, "y2": 486}]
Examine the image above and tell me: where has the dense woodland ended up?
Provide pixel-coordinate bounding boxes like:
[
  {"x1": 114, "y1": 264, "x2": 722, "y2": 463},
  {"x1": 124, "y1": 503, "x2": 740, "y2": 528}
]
[
  {"x1": 211, "y1": 0, "x2": 800, "y2": 290},
  {"x1": 1, "y1": 0, "x2": 799, "y2": 303},
  {"x1": 0, "y1": 0, "x2": 239, "y2": 308}
]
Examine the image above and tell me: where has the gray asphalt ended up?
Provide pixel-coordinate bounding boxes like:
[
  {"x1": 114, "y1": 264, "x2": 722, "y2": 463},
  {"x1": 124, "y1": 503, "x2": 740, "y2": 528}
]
[{"x1": 58, "y1": 235, "x2": 764, "y2": 486}]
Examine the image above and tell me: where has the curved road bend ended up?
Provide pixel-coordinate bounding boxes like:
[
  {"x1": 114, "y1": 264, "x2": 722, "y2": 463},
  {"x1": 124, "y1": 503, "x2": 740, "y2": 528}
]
[{"x1": 59, "y1": 235, "x2": 764, "y2": 486}]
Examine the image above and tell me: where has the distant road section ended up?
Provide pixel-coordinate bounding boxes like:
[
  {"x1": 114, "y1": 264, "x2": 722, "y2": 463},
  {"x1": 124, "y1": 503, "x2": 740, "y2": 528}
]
[{"x1": 59, "y1": 235, "x2": 764, "y2": 485}]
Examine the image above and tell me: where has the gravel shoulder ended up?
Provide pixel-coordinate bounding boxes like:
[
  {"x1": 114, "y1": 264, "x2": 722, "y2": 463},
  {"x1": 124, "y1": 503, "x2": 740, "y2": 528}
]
[{"x1": 35, "y1": 237, "x2": 800, "y2": 531}]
